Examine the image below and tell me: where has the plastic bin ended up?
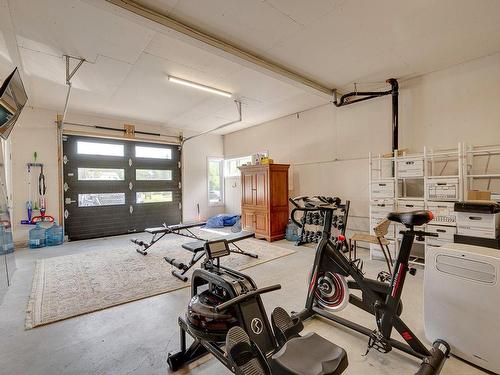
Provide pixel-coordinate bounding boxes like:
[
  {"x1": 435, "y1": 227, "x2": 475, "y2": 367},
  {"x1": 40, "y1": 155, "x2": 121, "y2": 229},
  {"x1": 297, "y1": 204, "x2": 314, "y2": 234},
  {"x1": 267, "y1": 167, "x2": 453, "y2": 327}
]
[
  {"x1": 46, "y1": 222, "x2": 64, "y2": 246},
  {"x1": 285, "y1": 220, "x2": 299, "y2": 241},
  {"x1": 0, "y1": 225, "x2": 14, "y2": 254},
  {"x1": 29, "y1": 222, "x2": 46, "y2": 249}
]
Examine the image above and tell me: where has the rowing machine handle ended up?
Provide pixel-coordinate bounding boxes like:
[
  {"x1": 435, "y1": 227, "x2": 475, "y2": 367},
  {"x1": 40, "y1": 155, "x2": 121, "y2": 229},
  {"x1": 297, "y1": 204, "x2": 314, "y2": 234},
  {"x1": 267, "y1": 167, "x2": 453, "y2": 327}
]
[{"x1": 215, "y1": 284, "x2": 281, "y2": 312}]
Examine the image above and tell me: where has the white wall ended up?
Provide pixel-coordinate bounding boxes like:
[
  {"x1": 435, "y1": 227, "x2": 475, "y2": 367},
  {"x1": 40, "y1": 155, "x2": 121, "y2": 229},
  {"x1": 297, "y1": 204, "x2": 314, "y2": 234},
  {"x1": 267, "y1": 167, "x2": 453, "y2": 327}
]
[
  {"x1": 9, "y1": 107, "x2": 223, "y2": 243},
  {"x1": 182, "y1": 133, "x2": 225, "y2": 222},
  {"x1": 224, "y1": 53, "x2": 500, "y2": 233}
]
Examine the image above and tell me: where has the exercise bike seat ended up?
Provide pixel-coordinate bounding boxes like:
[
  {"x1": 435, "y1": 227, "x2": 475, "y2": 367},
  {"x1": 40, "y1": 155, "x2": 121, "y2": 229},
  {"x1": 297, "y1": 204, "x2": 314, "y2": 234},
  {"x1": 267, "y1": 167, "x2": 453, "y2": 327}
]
[
  {"x1": 387, "y1": 210, "x2": 433, "y2": 227},
  {"x1": 270, "y1": 307, "x2": 348, "y2": 375}
]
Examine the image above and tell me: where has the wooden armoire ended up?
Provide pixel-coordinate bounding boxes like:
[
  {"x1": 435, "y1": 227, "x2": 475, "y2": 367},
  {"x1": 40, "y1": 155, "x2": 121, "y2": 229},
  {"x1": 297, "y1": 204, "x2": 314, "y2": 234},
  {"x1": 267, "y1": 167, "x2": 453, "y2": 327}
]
[{"x1": 239, "y1": 164, "x2": 290, "y2": 242}]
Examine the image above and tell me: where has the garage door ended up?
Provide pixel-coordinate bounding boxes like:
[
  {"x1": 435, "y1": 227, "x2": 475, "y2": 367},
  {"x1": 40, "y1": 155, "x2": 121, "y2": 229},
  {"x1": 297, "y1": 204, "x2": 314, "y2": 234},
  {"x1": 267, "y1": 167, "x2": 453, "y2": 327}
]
[{"x1": 62, "y1": 135, "x2": 182, "y2": 240}]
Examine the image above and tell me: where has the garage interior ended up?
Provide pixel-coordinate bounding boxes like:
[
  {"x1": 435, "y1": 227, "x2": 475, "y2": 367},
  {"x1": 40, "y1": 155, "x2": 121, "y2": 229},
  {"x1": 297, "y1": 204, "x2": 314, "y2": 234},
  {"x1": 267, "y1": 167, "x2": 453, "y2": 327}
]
[{"x1": 1, "y1": 1, "x2": 500, "y2": 374}]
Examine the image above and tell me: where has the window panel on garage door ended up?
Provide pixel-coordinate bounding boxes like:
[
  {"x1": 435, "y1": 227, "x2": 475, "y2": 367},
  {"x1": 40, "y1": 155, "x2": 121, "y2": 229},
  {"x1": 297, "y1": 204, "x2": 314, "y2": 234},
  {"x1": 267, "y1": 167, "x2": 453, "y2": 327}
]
[
  {"x1": 63, "y1": 135, "x2": 181, "y2": 240},
  {"x1": 131, "y1": 142, "x2": 181, "y2": 231}
]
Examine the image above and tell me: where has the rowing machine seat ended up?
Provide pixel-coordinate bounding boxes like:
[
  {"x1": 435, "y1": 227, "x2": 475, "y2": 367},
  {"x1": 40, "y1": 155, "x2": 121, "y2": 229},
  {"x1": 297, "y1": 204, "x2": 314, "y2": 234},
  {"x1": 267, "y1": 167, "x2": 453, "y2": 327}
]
[
  {"x1": 270, "y1": 308, "x2": 348, "y2": 375},
  {"x1": 387, "y1": 210, "x2": 433, "y2": 227}
]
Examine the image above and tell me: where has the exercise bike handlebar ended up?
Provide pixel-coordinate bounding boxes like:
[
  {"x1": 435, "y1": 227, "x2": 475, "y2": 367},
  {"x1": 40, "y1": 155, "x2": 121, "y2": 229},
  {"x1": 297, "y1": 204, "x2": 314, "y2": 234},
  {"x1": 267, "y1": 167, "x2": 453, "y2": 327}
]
[{"x1": 215, "y1": 284, "x2": 281, "y2": 312}]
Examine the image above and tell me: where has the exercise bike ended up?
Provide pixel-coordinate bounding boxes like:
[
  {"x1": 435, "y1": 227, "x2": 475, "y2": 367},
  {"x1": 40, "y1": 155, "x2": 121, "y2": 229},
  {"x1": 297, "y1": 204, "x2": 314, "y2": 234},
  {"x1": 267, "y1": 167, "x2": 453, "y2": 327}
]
[
  {"x1": 289, "y1": 196, "x2": 451, "y2": 375},
  {"x1": 168, "y1": 238, "x2": 349, "y2": 374}
]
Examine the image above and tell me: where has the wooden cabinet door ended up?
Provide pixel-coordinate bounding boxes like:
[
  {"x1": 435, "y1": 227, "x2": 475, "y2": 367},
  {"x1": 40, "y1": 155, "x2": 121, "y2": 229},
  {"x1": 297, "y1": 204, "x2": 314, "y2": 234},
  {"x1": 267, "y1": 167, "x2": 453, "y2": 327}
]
[
  {"x1": 242, "y1": 210, "x2": 255, "y2": 231},
  {"x1": 242, "y1": 172, "x2": 255, "y2": 206},
  {"x1": 254, "y1": 170, "x2": 268, "y2": 208},
  {"x1": 254, "y1": 211, "x2": 268, "y2": 234}
]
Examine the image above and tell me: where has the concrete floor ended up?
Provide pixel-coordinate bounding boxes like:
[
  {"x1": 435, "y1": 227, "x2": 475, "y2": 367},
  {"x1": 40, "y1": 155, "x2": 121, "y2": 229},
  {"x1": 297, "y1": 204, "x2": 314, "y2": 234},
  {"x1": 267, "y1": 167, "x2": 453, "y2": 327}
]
[{"x1": 0, "y1": 234, "x2": 487, "y2": 375}]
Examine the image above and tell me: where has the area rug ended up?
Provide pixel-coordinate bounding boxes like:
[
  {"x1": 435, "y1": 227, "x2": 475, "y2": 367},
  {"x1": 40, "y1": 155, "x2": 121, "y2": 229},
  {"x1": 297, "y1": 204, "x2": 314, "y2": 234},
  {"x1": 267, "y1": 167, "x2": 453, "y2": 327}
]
[{"x1": 25, "y1": 232, "x2": 294, "y2": 329}]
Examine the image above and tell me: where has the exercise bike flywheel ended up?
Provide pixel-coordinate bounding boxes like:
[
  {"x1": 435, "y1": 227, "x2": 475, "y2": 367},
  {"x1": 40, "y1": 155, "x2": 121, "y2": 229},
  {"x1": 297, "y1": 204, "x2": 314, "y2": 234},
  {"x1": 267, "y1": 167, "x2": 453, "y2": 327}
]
[{"x1": 315, "y1": 272, "x2": 349, "y2": 312}]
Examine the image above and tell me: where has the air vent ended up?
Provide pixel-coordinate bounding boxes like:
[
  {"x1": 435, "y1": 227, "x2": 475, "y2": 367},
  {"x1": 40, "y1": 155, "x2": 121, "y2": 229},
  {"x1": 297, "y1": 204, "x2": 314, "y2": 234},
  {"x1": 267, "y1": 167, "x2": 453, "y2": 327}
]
[{"x1": 436, "y1": 254, "x2": 496, "y2": 284}]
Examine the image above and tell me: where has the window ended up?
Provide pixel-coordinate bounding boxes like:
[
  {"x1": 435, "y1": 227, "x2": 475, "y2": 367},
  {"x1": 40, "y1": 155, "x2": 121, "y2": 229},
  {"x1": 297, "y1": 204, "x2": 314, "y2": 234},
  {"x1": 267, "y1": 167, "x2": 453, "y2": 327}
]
[
  {"x1": 136, "y1": 191, "x2": 173, "y2": 204},
  {"x1": 135, "y1": 169, "x2": 172, "y2": 181},
  {"x1": 77, "y1": 141, "x2": 124, "y2": 157},
  {"x1": 208, "y1": 158, "x2": 224, "y2": 205},
  {"x1": 224, "y1": 156, "x2": 252, "y2": 177},
  {"x1": 78, "y1": 193, "x2": 125, "y2": 207},
  {"x1": 135, "y1": 146, "x2": 171, "y2": 159},
  {"x1": 78, "y1": 168, "x2": 124, "y2": 181}
]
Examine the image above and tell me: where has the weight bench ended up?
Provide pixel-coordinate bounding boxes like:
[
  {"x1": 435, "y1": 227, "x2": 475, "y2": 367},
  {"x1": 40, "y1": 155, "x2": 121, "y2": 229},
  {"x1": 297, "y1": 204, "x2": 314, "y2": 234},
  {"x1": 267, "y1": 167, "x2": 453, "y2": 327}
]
[
  {"x1": 165, "y1": 231, "x2": 257, "y2": 281},
  {"x1": 131, "y1": 221, "x2": 207, "y2": 255}
]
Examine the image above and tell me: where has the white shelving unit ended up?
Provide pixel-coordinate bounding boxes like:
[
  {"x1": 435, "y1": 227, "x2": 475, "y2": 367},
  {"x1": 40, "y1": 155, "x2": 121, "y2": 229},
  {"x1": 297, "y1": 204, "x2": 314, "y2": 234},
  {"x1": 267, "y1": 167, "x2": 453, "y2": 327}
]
[
  {"x1": 464, "y1": 143, "x2": 500, "y2": 202},
  {"x1": 369, "y1": 143, "x2": 463, "y2": 266}
]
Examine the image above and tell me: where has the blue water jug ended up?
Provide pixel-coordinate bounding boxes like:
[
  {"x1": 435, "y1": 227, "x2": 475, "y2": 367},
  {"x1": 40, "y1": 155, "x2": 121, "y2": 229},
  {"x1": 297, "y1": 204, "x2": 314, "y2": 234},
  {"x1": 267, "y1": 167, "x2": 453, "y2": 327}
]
[
  {"x1": 29, "y1": 222, "x2": 46, "y2": 249},
  {"x1": 285, "y1": 220, "x2": 299, "y2": 241},
  {"x1": 46, "y1": 222, "x2": 64, "y2": 246},
  {"x1": 0, "y1": 225, "x2": 14, "y2": 254}
]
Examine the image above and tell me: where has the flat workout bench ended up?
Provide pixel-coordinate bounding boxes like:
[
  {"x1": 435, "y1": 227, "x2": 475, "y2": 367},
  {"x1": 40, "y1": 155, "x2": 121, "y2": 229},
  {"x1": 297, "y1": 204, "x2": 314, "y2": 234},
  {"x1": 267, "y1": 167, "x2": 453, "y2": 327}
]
[
  {"x1": 131, "y1": 221, "x2": 207, "y2": 255},
  {"x1": 165, "y1": 230, "x2": 257, "y2": 281}
]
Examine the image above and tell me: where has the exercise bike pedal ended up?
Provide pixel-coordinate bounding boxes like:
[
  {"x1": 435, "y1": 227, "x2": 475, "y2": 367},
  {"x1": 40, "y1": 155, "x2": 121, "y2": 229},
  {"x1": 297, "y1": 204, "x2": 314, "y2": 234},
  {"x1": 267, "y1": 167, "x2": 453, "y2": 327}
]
[
  {"x1": 377, "y1": 271, "x2": 392, "y2": 283},
  {"x1": 363, "y1": 330, "x2": 392, "y2": 356}
]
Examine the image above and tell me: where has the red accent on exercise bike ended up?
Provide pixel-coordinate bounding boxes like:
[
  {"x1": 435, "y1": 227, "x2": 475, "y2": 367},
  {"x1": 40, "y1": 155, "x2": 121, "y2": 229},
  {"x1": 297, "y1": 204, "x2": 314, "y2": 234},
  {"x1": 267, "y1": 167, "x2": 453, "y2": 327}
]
[
  {"x1": 309, "y1": 268, "x2": 318, "y2": 294},
  {"x1": 391, "y1": 263, "x2": 405, "y2": 298},
  {"x1": 338, "y1": 235, "x2": 346, "y2": 242},
  {"x1": 401, "y1": 331, "x2": 413, "y2": 341}
]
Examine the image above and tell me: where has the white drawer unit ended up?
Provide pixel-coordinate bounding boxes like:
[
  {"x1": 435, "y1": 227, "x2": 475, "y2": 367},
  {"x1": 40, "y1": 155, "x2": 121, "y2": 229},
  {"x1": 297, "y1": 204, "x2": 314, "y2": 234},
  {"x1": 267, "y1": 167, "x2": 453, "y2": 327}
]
[
  {"x1": 427, "y1": 178, "x2": 459, "y2": 201},
  {"x1": 426, "y1": 202, "x2": 456, "y2": 226},
  {"x1": 456, "y1": 212, "x2": 500, "y2": 239},
  {"x1": 370, "y1": 199, "x2": 395, "y2": 215},
  {"x1": 370, "y1": 240, "x2": 397, "y2": 262},
  {"x1": 371, "y1": 180, "x2": 395, "y2": 199},
  {"x1": 426, "y1": 225, "x2": 456, "y2": 243},
  {"x1": 397, "y1": 158, "x2": 424, "y2": 178},
  {"x1": 398, "y1": 200, "x2": 425, "y2": 212}
]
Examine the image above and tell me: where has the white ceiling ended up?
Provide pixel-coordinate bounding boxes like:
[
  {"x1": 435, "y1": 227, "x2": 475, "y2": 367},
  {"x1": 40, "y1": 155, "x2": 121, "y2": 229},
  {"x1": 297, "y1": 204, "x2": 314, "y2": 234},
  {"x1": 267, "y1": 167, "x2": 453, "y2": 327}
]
[{"x1": 1, "y1": 0, "x2": 500, "y2": 134}]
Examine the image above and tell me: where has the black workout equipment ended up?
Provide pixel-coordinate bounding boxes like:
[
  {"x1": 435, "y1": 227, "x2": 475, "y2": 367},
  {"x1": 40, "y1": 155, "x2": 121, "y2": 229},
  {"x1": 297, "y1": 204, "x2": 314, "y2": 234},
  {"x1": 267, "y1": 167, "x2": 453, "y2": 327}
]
[
  {"x1": 168, "y1": 238, "x2": 349, "y2": 375},
  {"x1": 296, "y1": 196, "x2": 349, "y2": 246},
  {"x1": 131, "y1": 221, "x2": 258, "y2": 281},
  {"x1": 131, "y1": 221, "x2": 207, "y2": 255},
  {"x1": 165, "y1": 230, "x2": 256, "y2": 281},
  {"x1": 290, "y1": 196, "x2": 450, "y2": 375}
]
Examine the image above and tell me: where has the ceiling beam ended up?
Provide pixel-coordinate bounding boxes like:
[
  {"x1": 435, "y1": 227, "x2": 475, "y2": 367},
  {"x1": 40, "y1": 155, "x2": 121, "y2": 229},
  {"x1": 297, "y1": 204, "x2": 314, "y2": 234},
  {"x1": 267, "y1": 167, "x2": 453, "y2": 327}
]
[{"x1": 104, "y1": 0, "x2": 333, "y2": 99}]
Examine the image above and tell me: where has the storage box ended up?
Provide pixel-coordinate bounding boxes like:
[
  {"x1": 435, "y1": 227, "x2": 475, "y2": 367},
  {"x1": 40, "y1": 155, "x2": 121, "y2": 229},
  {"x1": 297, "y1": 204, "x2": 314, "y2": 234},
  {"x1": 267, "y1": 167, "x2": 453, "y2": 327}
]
[
  {"x1": 397, "y1": 158, "x2": 424, "y2": 178},
  {"x1": 370, "y1": 199, "x2": 395, "y2": 214},
  {"x1": 427, "y1": 178, "x2": 459, "y2": 201},
  {"x1": 456, "y1": 211, "x2": 500, "y2": 239},
  {"x1": 426, "y1": 202, "x2": 456, "y2": 226},
  {"x1": 467, "y1": 190, "x2": 491, "y2": 200},
  {"x1": 398, "y1": 200, "x2": 425, "y2": 212},
  {"x1": 371, "y1": 180, "x2": 395, "y2": 199},
  {"x1": 426, "y1": 224, "x2": 456, "y2": 243}
]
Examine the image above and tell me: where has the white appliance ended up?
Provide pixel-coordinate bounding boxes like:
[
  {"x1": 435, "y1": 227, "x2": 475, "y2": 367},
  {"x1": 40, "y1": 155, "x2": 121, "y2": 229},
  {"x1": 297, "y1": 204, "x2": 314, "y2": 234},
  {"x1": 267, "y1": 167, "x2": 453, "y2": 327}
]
[{"x1": 424, "y1": 243, "x2": 500, "y2": 373}]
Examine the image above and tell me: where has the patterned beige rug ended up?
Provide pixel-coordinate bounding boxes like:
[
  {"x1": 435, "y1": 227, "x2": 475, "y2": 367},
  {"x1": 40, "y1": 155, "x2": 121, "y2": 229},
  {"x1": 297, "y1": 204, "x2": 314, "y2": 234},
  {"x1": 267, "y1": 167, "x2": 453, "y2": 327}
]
[{"x1": 25, "y1": 232, "x2": 294, "y2": 329}]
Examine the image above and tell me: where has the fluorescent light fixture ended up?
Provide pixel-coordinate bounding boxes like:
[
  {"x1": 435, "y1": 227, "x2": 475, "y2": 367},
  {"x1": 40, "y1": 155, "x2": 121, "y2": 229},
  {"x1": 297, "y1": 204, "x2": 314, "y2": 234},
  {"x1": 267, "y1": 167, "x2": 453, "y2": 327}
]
[{"x1": 168, "y1": 75, "x2": 232, "y2": 98}]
